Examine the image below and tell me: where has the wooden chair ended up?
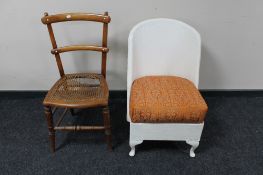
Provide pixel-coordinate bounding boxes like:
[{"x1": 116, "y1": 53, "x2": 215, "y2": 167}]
[
  {"x1": 127, "y1": 18, "x2": 208, "y2": 157},
  {"x1": 41, "y1": 12, "x2": 112, "y2": 152}
]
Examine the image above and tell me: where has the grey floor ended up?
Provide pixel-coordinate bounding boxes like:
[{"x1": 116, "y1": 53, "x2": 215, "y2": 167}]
[{"x1": 0, "y1": 93, "x2": 262, "y2": 174}]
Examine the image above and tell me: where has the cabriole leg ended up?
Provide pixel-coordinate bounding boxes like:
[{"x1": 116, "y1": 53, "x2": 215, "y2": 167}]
[
  {"x1": 186, "y1": 141, "x2": 199, "y2": 158},
  {"x1": 129, "y1": 140, "x2": 143, "y2": 156}
]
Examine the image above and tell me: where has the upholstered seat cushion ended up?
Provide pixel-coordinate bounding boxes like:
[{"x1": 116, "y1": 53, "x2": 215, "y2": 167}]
[{"x1": 129, "y1": 76, "x2": 208, "y2": 123}]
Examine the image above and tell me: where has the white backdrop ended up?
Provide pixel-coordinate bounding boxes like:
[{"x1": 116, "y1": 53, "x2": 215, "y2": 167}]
[{"x1": 0, "y1": 0, "x2": 262, "y2": 90}]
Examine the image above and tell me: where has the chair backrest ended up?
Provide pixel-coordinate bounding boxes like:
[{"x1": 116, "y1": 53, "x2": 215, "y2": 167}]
[
  {"x1": 41, "y1": 12, "x2": 111, "y2": 78},
  {"x1": 127, "y1": 18, "x2": 201, "y2": 90}
]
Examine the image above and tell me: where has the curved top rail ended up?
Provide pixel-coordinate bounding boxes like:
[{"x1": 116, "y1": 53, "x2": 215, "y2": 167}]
[{"x1": 41, "y1": 12, "x2": 111, "y2": 24}]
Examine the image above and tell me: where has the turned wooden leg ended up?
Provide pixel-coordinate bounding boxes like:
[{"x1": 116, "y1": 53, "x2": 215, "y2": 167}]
[
  {"x1": 44, "y1": 106, "x2": 55, "y2": 153},
  {"x1": 129, "y1": 140, "x2": 143, "y2": 157},
  {"x1": 103, "y1": 106, "x2": 112, "y2": 150},
  {"x1": 186, "y1": 141, "x2": 199, "y2": 157}
]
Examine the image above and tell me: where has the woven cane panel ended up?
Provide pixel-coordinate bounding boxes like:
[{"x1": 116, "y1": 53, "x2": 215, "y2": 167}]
[
  {"x1": 130, "y1": 76, "x2": 208, "y2": 123},
  {"x1": 43, "y1": 73, "x2": 108, "y2": 108}
]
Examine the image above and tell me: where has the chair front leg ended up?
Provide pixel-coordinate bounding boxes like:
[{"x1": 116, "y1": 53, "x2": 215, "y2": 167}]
[
  {"x1": 129, "y1": 140, "x2": 143, "y2": 156},
  {"x1": 44, "y1": 106, "x2": 55, "y2": 153},
  {"x1": 103, "y1": 106, "x2": 112, "y2": 150},
  {"x1": 186, "y1": 140, "x2": 199, "y2": 157}
]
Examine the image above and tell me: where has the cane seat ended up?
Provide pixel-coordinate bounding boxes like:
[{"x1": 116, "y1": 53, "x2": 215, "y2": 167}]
[{"x1": 43, "y1": 73, "x2": 109, "y2": 108}]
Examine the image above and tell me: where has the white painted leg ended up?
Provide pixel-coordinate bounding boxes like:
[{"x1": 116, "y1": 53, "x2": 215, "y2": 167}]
[
  {"x1": 129, "y1": 140, "x2": 143, "y2": 157},
  {"x1": 186, "y1": 141, "x2": 199, "y2": 158}
]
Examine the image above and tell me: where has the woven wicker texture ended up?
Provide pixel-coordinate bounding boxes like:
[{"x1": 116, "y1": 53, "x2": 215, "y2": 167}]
[
  {"x1": 43, "y1": 73, "x2": 109, "y2": 108},
  {"x1": 130, "y1": 76, "x2": 208, "y2": 123}
]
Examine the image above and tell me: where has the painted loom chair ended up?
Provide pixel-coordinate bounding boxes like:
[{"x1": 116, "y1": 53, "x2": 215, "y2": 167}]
[
  {"x1": 41, "y1": 12, "x2": 112, "y2": 152},
  {"x1": 127, "y1": 18, "x2": 208, "y2": 157}
]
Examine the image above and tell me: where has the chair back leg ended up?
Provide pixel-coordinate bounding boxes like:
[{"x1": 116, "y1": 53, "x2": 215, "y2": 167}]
[{"x1": 70, "y1": 109, "x2": 75, "y2": 116}]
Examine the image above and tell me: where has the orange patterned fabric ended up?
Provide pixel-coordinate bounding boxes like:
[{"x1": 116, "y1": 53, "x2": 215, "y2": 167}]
[{"x1": 130, "y1": 76, "x2": 208, "y2": 123}]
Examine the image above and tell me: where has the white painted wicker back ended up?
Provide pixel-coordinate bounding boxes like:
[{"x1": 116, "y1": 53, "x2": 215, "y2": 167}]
[{"x1": 127, "y1": 18, "x2": 201, "y2": 90}]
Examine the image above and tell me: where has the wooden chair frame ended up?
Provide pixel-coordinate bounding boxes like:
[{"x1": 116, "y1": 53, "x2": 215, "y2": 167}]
[{"x1": 41, "y1": 12, "x2": 112, "y2": 152}]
